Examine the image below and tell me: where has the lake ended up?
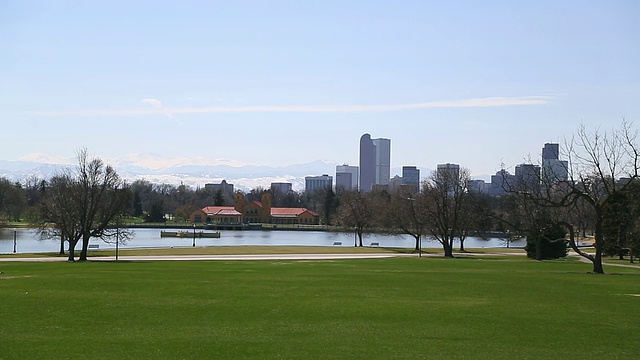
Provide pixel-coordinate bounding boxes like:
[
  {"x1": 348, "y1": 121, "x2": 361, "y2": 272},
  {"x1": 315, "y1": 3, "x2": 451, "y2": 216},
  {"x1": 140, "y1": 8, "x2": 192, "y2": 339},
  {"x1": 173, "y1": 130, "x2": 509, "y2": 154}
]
[{"x1": 0, "y1": 228, "x2": 524, "y2": 254}]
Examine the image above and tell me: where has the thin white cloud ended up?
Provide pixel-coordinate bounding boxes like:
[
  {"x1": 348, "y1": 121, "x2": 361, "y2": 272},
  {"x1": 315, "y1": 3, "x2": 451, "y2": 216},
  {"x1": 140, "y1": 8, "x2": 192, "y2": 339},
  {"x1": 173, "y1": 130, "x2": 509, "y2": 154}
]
[
  {"x1": 140, "y1": 98, "x2": 183, "y2": 125},
  {"x1": 23, "y1": 96, "x2": 554, "y2": 117}
]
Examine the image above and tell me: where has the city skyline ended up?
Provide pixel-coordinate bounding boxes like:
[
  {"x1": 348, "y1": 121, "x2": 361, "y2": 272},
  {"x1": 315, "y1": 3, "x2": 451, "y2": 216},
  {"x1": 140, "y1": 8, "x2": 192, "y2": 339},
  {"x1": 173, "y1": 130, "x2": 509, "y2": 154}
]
[{"x1": 1, "y1": 1, "x2": 638, "y2": 177}]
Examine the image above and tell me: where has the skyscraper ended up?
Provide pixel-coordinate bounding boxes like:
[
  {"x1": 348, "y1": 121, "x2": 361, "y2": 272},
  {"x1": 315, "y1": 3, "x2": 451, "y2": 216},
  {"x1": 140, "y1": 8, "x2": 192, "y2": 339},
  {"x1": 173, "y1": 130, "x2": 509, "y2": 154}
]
[
  {"x1": 515, "y1": 163, "x2": 541, "y2": 191},
  {"x1": 359, "y1": 134, "x2": 391, "y2": 192},
  {"x1": 401, "y1": 166, "x2": 420, "y2": 188},
  {"x1": 271, "y1": 182, "x2": 293, "y2": 195},
  {"x1": 542, "y1": 143, "x2": 568, "y2": 183},
  {"x1": 305, "y1": 174, "x2": 333, "y2": 194},
  {"x1": 336, "y1": 165, "x2": 359, "y2": 191}
]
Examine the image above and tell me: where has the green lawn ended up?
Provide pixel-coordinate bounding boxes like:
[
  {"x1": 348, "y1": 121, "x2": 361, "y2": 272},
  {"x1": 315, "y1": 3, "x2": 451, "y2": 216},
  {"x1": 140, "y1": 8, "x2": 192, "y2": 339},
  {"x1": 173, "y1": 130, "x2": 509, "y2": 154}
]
[{"x1": 1, "y1": 257, "x2": 638, "y2": 359}]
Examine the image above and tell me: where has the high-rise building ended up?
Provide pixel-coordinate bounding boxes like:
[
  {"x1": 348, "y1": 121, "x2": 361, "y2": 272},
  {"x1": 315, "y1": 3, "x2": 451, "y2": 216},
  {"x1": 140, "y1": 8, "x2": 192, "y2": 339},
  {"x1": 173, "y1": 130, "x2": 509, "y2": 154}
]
[
  {"x1": 468, "y1": 179, "x2": 487, "y2": 194},
  {"x1": 542, "y1": 143, "x2": 559, "y2": 161},
  {"x1": 490, "y1": 170, "x2": 516, "y2": 196},
  {"x1": 359, "y1": 134, "x2": 391, "y2": 192},
  {"x1": 542, "y1": 143, "x2": 568, "y2": 183},
  {"x1": 436, "y1": 163, "x2": 461, "y2": 195},
  {"x1": 436, "y1": 163, "x2": 460, "y2": 179},
  {"x1": 515, "y1": 163, "x2": 541, "y2": 191},
  {"x1": 204, "y1": 180, "x2": 235, "y2": 205},
  {"x1": 271, "y1": 182, "x2": 292, "y2": 195},
  {"x1": 335, "y1": 165, "x2": 359, "y2": 191},
  {"x1": 305, "y1": 174, "x2": 333, "y2": 194},
  {"x1": 401, "y1": 166, "x2": 420, "y2": 187}
]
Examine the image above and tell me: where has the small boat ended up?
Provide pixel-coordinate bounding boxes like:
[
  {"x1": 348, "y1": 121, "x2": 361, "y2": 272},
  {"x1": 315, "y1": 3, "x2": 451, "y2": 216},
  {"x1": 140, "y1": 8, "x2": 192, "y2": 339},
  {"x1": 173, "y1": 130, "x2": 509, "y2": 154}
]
[{"x1": 160, "y1": 230, "x2": 221, "y2": 238}]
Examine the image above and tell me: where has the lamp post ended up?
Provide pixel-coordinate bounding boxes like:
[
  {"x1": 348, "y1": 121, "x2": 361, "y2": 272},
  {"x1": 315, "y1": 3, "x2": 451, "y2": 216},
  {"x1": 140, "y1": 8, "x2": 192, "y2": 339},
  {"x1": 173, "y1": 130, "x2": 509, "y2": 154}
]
[
  {"x1": 115, "y1": 226, "x2": 120, "y2": 261},
  {"x1": 192, "y1": 223, "x2": 196, "y2": 247}
]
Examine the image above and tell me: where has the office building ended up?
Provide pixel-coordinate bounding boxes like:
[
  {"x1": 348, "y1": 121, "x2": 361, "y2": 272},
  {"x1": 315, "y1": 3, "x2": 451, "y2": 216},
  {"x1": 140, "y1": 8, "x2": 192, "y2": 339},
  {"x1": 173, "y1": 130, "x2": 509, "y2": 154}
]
[
  {"x1": 388, "y1": 175, "x2": 403, "y2": 192},
  {"x1": 490, "y1": 170, "x2": 516, "y2": 196},
  {"x1": 402, "y1": 166, "x2": 420, "y2": 187},
  {"x1": 204, "y1": 180, "x2": 235, "y2": 204},
  {"x1": 468, "y1": 179, "x2": 487, "y2": 194},
  {"x1": 336, "y1": 165, "x2": 359, "y2": 191},
  {"x1": 436, "y1": 163, "x2": 460, "y2": 179},
  {"x1": 305, "y1": 174, "x2": 333, "y2": 193},
  {"x1": 542, "y1": 143, "x2": 569, "y2": 183},
  {"x1": 515, "y1": 163, "x2": 541, "y2": 191},
  {"x1": 359, "y1": 134, "x2": 391, "y2": 192},
  {"x1": 271, "y1": 182, "x2": 293, "y2": 195}
]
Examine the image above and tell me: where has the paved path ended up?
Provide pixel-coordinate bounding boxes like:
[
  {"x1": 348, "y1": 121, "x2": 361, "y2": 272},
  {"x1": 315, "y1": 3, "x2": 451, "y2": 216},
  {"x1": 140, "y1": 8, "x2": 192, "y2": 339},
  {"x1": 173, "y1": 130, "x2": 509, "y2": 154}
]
[
  {"x1": 2, "y1": 251, "x2": 639, "y2": 270},
  {"x1": 0, "y1": 253, "x2": 406, "y2": 262}
]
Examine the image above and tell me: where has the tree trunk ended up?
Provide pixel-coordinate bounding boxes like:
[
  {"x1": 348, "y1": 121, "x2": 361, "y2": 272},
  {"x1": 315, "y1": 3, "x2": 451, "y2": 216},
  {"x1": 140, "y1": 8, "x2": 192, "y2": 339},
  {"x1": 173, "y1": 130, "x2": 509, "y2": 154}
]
[
  {"x1": 358, "y1": 231, "x2": 363, "y2": 247},
  {"x1": 535, "y1": 238, "x2": 542, "y2": 261},
  {"x1": 592, "y1": 218, "x2": 605, "y2": 274},
  {"x1": 414, "y1": 235, "x2": 420, "y2": 253},
  {"x1": 59, "y1": 236, "x2": 65, "y2": 255},
  {"x1": 67, "y1": 240, "x2": 76, "y2": 262},
  {"x1": 79, "y1": 235, "x2": 90, "y2": 261},
  {"x1": 459, "y1": 237, "x2": 465, "y2": 252},
  {"x1": 443, "y1": 239, "x2": 454, "y2": 258}
]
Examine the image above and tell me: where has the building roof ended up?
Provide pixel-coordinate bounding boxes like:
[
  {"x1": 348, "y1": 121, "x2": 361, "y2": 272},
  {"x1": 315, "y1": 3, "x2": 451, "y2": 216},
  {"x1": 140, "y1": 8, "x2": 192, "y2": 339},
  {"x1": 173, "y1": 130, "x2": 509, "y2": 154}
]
[
  {"x1": 270, "y1": 207, "x2": 319, "y2": 217},
  {"x1": 201, "y1": 206, "x2": 241, "y2": 216},
  {"x1": 200, "y1": 206, "x2": 318, "y2": 218}
]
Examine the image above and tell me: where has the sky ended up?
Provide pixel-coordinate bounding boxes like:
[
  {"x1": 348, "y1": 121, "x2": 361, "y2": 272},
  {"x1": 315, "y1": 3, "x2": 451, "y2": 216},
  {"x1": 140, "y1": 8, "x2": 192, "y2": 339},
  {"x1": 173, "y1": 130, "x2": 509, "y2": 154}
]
[{"x1": 1, "y1": 0, "x2": 639, "y2": 178}]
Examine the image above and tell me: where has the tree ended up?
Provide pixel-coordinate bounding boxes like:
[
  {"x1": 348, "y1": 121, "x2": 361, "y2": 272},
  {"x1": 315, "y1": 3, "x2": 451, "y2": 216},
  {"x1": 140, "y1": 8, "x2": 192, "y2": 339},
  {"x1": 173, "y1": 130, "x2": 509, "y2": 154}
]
[
  {"x1": 146, "y1": 200, "x2": 166, "y2": 223},
  {"x1": 552, "y1": 122, "x2": 639, "y2": 273},
  {"x1": 601, "y1": 181, "x2": 640, "y2": 262},
  {"x1": 38, "y1": 174, "x2": 81, "y2": 257},
  {"x1": 387, "y1": 190, "x2": 428, "y2": 253},
  {"x1": 334, "y1": 190, "x2": 378, "y2": 247},
  {"x1": 524, "y1": 222, "x2": 568, "y2": 260},
  {"x1": 422, "y1": 167, "x2": 471, "y2": 257},
  {"x1": 213, "y1": 190, "x2": 226, "y2": 206},
  {"x1": 132, "y1": 191, "x2": 143, "y2": 217},
  {"x1": 0, "y1": 178, "x2": 27, "y2": 222},
  {"x1": 37, "y1": 149, "x2": 131, "y2": 261},
  {"x1": 321, "y1": 187, "x2": 339, "y2": 225},
  {"x1": 504, "y1": 121, "x2": 640, "y2": 273}
]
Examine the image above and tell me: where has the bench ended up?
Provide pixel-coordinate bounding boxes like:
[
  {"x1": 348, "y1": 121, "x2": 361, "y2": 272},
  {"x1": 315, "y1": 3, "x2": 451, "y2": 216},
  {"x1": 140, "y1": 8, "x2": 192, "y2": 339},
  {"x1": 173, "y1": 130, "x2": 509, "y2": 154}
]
[
  {"x1": 333, "y1": 241, "x2": 342, "y2": 246},
  {"x1": 88, "y1": 244, "x2": 99, "y2": 249},
  {"x1": 369, "y1": 242, "x2": 379, "y2": 247}
]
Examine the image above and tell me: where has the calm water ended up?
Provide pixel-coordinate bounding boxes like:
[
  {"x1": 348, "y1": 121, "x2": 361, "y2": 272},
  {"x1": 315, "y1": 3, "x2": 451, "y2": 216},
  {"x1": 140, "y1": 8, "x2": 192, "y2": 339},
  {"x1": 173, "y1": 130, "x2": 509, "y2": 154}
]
[{"x1": 0, "y1": 228, "x2": 525, "y2": 254}]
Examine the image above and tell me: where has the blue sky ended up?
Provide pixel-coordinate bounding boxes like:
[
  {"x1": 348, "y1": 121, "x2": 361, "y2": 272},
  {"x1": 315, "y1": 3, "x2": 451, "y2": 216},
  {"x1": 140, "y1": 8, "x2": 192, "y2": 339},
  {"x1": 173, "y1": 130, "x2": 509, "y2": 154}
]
[{"x1": 1, "y1": 1, "x2": 638, "y2": 177}]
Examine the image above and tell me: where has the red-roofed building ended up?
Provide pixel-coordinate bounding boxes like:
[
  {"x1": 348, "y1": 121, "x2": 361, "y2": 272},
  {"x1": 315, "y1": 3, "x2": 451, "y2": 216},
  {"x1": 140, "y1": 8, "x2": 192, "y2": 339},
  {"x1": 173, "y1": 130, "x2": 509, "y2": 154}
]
[
  {"x1": 190, "y1": 193, "x2": 320, "y2": 225},
  {"x1": 190, "y1": 206, "x2": 242, "y2": 225}
]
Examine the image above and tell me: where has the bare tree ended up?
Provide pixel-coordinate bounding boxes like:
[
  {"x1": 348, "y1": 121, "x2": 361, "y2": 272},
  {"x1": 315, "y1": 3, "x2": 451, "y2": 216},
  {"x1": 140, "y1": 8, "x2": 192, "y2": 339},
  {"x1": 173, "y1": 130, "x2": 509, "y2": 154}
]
[
  {"x1": 334, "y1": 190, "x2": 379, "y2": 247},
  {"x1": 505, "y1": 121, "x2": 640, "y2": 273},
  {"x1": 387, "y1": 190, "x2": 428, "y2": 253},
  {"x1": 38, "y1": 149, "x2": 132, "y2": 261},
  {"x1": 38, "y1": 174, "x2": 81, "y2": 258},
  {"x1": 549, "y1": 121, "x2": 640, "y2": 273},
  {"x1": 422, "y1": 166, "x2": 471, "y2": 257}
]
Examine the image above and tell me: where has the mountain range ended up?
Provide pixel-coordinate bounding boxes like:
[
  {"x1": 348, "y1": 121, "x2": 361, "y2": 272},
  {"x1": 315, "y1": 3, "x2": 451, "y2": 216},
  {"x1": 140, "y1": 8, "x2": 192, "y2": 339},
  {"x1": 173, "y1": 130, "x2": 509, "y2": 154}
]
[{"x1": 0, "y1": 153, "x2": 431, "y2": 192}]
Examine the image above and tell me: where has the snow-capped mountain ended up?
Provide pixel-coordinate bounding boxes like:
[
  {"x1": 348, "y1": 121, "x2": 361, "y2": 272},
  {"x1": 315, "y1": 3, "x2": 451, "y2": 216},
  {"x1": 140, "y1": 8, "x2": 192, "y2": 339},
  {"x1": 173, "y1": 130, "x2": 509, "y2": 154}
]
[{"x1": 0, "y1": 153, "x2": 337, "y2": 192}]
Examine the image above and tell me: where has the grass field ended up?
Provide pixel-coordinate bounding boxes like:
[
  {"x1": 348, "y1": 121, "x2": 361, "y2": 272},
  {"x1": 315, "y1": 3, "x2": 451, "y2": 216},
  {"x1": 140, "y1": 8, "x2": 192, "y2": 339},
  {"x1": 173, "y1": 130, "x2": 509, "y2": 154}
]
[{"x1": 1, "y1": 256, "x2": 639, "y2": 359}]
